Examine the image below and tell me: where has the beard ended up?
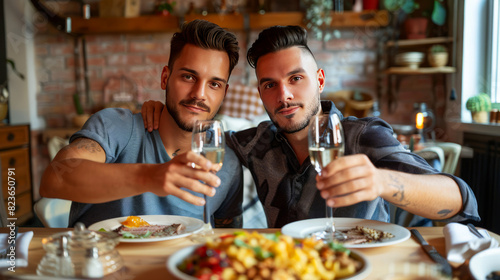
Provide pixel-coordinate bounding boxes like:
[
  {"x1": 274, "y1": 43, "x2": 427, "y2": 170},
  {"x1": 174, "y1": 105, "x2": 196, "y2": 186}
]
[
  {"x1": 165, "y1": 85, "x2": 213, "y2": 132},
  {"x1": 268, "y1": 93, "x2": 321, "y2": 134}
]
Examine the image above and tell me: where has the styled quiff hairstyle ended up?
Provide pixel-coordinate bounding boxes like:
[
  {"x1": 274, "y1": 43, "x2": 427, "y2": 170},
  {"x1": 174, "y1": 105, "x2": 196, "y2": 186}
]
[
  {"x1": 168, "y1": 19, "x2": 239, "y2": 77},
  {"x1": 247, "y1": 25, "x2": 315, "y2": 69}
]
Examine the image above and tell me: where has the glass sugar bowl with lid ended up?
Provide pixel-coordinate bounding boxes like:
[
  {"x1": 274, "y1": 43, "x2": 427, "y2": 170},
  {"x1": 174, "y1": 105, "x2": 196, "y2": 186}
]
[{"x1": 37, "y1": 222, "x2": 123, "y2": 278}]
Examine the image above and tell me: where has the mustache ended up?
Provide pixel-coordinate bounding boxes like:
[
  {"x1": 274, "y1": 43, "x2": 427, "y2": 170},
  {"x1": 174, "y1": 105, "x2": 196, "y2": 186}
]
[
  {"x1": 274, "y1": 102, "x2": 303, "y2": 114},
  {"x1": 179, "y1": 99, "x2": 210, "y2": 112}
]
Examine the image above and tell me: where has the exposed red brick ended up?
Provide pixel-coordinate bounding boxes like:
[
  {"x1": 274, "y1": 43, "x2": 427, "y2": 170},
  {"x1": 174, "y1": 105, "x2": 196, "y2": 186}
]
[
  {"x1": 66, "y1": 56, "x2": 76, "y2": 68},
  {"x1": 85, "y1": 34, "x2": 123, "y2": 43},
  {"x1": 86, "y1": 42, "x2": 127, "y2": 54},
  {"x1": 86, "y1": 57, "x2": 106, "y2": 67},
  {"x1": 101, "y1": 68, "x2": 123, "y2": 77},
  {"x1": 35, "y1": 46, "x2": 48, "y2": 55},
  {"x1": 129, "y1": 41, "x2": 163, "y2": 53},
  {"x1": 37, "y1": 70, "x2": 50, "y2": 83},
  {"x1": 42, "y1": 56, "x2": 66, "y2": 70},
  {"x1": 314, "y1": 52, "x2": 335, "y2": 64},
  {"x1": 145, "y1": 54, "x2": 169, "y2": 64},
  {"x1": 51, "y1": 69, "x2": 76, "y2": 82},
  {"x1": 41, "y1": 83, "x2": 62, "y2": 92},
  {"x1": 325, "y1": 38, "x2": 365, "y2": 50},
  {"x1": 44, "y1": 114, "x2": 70, "y2": 127},
  {"x1": 342, "y1": 79, "x2": 377, "y2": 90},
  {"x1": 34, "y1": 34, "x2": 68, "y2": 45},
  {"x1": 36, "y1": 92, "x2": 61, "y2": 104},
  {"x1": 50, "y1": 44, "x2": 74, "y2": 55},
  {"x1": 107, "y1": 54, "x2": 143, "y2": 66},
  {"x1": 89, "y1": 79, "x2": 106, "y2": 92}
]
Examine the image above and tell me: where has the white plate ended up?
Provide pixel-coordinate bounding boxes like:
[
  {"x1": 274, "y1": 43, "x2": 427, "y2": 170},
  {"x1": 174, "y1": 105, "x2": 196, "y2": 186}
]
[
  {"x1": 88, "y1": 215, "x2": 204, "y2": 243},
  {"x1": 469, "y1": 247, "x2": 500, "y2": 280},
  {"x1": 281, "y1": 217, "x2": 411, "y2": 248},
  {"x1": 167, "y1": 245, "x2": 371, "y2": 280}
]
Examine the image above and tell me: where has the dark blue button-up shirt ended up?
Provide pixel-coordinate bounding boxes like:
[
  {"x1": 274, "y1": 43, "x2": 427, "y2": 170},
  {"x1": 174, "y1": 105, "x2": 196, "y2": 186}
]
[{"x1": 227, "y1": 101, "x2": 479, "y2": 228}]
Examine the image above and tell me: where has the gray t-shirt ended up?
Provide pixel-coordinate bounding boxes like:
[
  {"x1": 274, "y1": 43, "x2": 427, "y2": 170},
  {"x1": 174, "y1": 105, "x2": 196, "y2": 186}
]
[{"x1": 68, "y1": 108, "x2": 243, "y2": 227}]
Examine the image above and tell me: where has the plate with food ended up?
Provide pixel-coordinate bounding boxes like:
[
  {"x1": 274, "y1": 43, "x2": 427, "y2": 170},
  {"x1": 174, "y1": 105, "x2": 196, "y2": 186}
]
[
  {"x1": 88, "y1": 215, "x2": 204, "y2": 243},
  {"x1": 281, "y1": 217, "x2": 411, "y2": 248},
  {"x1": 167, "y1": 231, "x2": 371, "y2": 280}
]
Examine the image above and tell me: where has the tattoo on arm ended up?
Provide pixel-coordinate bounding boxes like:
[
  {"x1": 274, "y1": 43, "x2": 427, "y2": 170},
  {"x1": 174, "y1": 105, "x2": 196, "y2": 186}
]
[
  {"x1": 437, "y1": 209, "x2": 452, "y2": 218},
  {"x1": 74, "y1": 138, "x2": 103, "y2": 153},
  {"x1": 214, "y1": 215, "x2": 243, "y2": 228},
  {"x1": 172, "y1": 149, "x2": 180, "y2": 157},
  {"x1": 389, "y1": 174, "x2": 410, "y2": 208}
]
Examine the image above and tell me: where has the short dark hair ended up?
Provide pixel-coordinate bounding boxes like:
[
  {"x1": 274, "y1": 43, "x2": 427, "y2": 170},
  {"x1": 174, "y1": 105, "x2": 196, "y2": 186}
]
[
  {"x1": 247, "y1": 25, "x2": 315, "y2": 68},
  {"x1": 168, "y1": 19, "x2": 239, "y2": 76}
]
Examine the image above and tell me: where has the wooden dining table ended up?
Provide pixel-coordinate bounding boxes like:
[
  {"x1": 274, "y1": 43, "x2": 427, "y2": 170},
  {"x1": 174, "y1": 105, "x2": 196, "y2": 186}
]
[{"x1": 1, "y1": 226, "x2": 499, "y2": 279}]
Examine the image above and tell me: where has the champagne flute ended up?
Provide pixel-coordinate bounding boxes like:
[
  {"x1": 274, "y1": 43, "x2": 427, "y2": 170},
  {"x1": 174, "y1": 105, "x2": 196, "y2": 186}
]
[
  {"x1": 308, "y1": 114, "x2": 345, "y2": 241},
  {"x1": 191, "y1": 120, "x2": 225, "y2": 242}
]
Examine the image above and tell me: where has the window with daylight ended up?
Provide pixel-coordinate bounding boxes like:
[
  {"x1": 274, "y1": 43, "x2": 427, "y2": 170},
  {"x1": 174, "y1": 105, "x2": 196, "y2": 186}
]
[{"x1": 488, "y1": 0, "x2": 500, "y2": 104}]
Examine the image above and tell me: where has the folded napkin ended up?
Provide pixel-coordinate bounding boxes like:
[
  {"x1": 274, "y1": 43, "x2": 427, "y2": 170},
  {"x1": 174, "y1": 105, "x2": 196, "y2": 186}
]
[
  {"x1": 444, "y1": 223, "x2": 499, "y2": 264},
  {"x1": 0, "y1": 231, "x2": 34, "y2": 269}
]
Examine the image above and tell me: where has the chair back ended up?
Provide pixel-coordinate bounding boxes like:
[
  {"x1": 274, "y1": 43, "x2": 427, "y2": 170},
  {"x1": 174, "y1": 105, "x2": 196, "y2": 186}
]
[
  {"x1": 435, "y1": 142, "x2": 462, "y2": 175},
  {"x1": 34, "y1": 198, "x2": 72, "y2": 228}
]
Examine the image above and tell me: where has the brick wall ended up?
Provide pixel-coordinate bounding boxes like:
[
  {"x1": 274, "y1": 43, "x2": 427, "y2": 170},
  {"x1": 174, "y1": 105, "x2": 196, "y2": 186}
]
[{"x1": 34, "y1": 26, "x2": 449, "y2": 128}]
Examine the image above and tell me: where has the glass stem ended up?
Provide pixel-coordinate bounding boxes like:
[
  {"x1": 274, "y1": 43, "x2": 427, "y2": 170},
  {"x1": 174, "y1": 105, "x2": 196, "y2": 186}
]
[
  {"x1": 326, "y1": 204, "x2": 335, "y2": 232},
  {"x1": 203, "y1": 193, "x2": 210, "y2": 225}
]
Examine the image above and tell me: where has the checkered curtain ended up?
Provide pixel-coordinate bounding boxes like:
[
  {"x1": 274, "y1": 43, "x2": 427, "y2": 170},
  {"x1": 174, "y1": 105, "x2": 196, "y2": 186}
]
[{"x1": 219, "y1": 85, "x2": 265, "y2": 120}]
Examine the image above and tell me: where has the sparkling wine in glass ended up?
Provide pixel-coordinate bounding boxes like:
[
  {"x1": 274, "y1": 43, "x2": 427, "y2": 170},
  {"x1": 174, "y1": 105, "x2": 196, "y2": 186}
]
[
  {"x1": 191, "y1": 120, "x2": 225, "y2": 242},
  {"x1": 308, "y1": 114, "x2": 345, "y2": 241}
]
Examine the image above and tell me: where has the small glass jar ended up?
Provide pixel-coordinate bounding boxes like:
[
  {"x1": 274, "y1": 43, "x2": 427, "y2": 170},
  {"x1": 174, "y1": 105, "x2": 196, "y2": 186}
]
[{"x1": 37, "y1": 223, "x2": 123, "y2": 278}]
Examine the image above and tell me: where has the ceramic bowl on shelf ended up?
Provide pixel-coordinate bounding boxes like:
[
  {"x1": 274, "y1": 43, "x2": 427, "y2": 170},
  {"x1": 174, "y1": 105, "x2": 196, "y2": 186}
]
[{"x1": 395, "y1": 52, "x2": 425, "y2": 69}]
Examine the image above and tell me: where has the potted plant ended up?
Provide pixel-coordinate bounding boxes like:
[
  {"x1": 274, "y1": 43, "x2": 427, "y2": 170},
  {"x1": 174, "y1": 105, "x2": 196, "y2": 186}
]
[
  {"x1": 155, "y1": 1, "x2": 176, "y2": 16},
  {"x1": 303, "y1": 0, "x2": 333, "y2": 41},
  {"x1": 72, "y1": 92, "x2": 90, "y2": 128},
  {"x1": 383, "y1": 0, "x2": 423, "y2": 39},
  {"x1": 466, "y1": 93, "x2": 492, "y2": 123},
  {"x1": 427, "y1": 44, "x2": 448, "y2": 67}
]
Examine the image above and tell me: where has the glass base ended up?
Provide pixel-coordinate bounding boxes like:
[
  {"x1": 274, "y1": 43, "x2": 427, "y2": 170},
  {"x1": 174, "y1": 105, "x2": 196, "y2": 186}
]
[
  {"x1": 311, "y1": 229, "x2": 347, "y2": 243},
  {"x1": 190, "y1": 223, "x2": 215, "y2": 243}
]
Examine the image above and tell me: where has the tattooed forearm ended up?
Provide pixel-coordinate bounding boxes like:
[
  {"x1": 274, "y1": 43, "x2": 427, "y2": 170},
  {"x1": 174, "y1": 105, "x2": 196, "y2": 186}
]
[
  {"x1": 74, "y1": 138, "x2": 103, "y2": 153},
  {"x1": 214, "y1": 215, "x2": 243, "y2": 228},
  {"x1": 389, "y1": 173, "x2": 410, "y2": 207},
  {"x1": 437, "y1": 209, "x2": 453, "y2": 218}
]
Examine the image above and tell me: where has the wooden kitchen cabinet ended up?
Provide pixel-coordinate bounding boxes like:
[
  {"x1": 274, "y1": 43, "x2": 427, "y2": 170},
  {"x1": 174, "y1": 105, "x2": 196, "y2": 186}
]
[{"x1": 0, "y1": 124, "x2": 33, "y2": 225}]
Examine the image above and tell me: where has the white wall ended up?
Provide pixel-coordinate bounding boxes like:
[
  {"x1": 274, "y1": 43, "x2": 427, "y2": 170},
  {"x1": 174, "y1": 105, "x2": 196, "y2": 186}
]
[{"x1": 4, "y1": 0, "x2": 44, "y2": 129}]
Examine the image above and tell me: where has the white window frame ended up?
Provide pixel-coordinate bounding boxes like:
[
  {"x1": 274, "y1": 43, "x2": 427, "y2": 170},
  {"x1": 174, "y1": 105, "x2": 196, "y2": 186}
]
[
  {"x1": 460, "y1": 0, "x2": 489, "y2": 123},
  {"x1": 487, "y1": 0, "x2": 500, "y2": 103}
]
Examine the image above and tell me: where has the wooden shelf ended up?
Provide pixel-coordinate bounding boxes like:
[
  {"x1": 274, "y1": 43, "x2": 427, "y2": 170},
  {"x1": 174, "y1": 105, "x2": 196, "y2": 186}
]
[
  {"x1": 249, "y1": 12, "x2": 304, "y2": 29},
  {"x1": 67, "y1": 11, "x2": 390, "y2": 34},
  {"x1": 386, "y1": 66, "x2": 456, "y2": 75},
  {"x1": 386, "y1": 37, "x2": 454, "y2": 47},
  {"x1": 69, "y1": 15, "x2": 179, "y2": 34},
  {"x1": 330, "y1": 10, "x2": 389, "y2": 27},
  {"x1": 185, "y1": 14, "x2": 245, "y2": 29}
]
